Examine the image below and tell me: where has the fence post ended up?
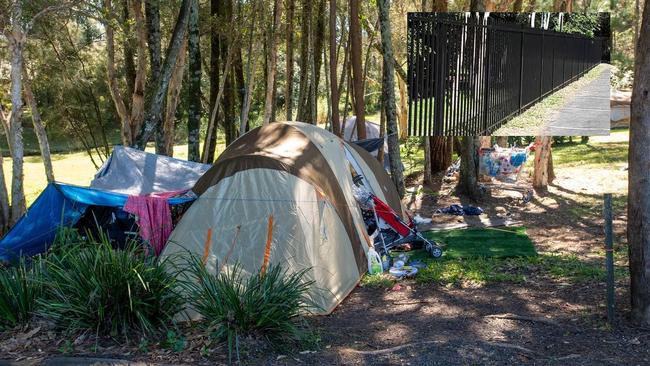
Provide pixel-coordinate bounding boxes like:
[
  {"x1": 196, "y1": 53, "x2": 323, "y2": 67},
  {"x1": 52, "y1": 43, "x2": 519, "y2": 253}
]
[
  {"x1": 538, "y1": 32, "x2": 544, "y2": 99},
  {"x1": 518, "y1": 30, "x2": 525, "y2": 111},
  {"x1": 482, "y1": 26, "x2": 491, "y2": 134},
  {"x1": 604, "y1": 193, "x2": 615, "y2": 326}
]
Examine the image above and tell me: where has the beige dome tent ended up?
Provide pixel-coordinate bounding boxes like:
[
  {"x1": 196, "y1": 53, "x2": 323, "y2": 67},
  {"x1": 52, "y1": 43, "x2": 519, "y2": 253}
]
[{"x1": 161, "y1": 122, "x2": 405, "y2": 315}]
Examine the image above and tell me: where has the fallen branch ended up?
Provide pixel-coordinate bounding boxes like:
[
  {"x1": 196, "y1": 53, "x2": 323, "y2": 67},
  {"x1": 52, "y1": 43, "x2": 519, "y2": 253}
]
[
  {"x1": 345, "y1": 340, "x2": 441, "y2": 355},
  {"x1": 484, "y1": 313, "x2": 565, "y2": 328},
  {"x1": 391, "y1": 300, "x2": 433, "y2": 306},
  {"x1": 344, "y1": 339, "x2": 536, "y2": 356}
]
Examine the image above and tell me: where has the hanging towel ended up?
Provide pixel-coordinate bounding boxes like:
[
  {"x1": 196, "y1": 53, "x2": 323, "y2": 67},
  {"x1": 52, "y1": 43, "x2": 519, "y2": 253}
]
[{"x1": 123, "y1": 191, "x2": 184, "y2": 256}]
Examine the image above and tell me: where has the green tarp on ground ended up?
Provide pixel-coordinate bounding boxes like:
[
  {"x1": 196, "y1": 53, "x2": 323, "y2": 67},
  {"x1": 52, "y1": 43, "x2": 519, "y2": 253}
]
[{"x1": 421, "y1": 226, "x2": 537, "y2": 259}]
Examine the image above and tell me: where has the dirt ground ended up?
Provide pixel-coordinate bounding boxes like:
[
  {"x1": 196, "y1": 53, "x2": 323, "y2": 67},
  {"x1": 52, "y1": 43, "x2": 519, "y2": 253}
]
[{"x1": 2, "y1": 139, "x2": 647, "y2": 365}]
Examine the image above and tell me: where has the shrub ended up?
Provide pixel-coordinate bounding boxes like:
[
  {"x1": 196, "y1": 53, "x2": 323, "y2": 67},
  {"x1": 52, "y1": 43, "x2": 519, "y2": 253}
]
[
  {"x1": 38, "y1": 237, "x2": 183, "y2": 339},
  {"x1": 185, "y1": 259, "x2": 314, "y2": 361},
  {"x1": 0, "y1": 259, "x2": 43, "y2": 328}
]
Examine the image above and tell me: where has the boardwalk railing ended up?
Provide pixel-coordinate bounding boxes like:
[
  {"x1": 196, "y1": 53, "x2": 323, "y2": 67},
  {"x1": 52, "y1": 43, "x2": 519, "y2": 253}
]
[{"x1": 407, "y1": 13, "x2": 607, "y2": 136}]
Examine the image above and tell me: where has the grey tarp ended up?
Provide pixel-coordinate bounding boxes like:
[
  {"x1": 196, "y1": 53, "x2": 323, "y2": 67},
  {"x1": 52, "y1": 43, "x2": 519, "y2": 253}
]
[{"x1": 90, "y1": 146, "x2": 212, "y2": 195}]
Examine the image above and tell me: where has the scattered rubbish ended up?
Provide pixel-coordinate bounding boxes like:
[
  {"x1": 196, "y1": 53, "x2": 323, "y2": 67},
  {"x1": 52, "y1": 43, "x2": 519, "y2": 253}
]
[
  {"x1": 367, "y1": 247, "x2": 383, "y2": 275},
  {"x1": 413, "y1": 214, "x2": 432, "y2": 225},
  {"x1": 435, "y1": 204, "x2": 484, "y2": 216}
]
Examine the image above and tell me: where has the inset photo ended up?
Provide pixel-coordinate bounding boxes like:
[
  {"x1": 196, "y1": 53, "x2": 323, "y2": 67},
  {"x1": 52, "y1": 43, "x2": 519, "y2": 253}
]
[{"x1": 407, "y1": 12, "x2": 611, "y2": 136}]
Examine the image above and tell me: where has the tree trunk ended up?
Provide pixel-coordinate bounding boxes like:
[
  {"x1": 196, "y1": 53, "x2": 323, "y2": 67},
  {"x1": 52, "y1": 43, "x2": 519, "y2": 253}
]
[
  {"x1": 431, "y1": 0, "x2": 448, "y2": 11},
  {"x1": 240, "y1": 1, "x2": 260, "y2": 135},
  {"x1": 0, "y1": 108, "x2": 11, "y2": 234},
  {"x1": 377, "y1": 0, "x2": 405, "y2": 197},
  {"x1": 458, "y1": 137, "x2": 481, "y2": 199},
  {"x1": 430, "y1": 137, "x2": 452, "y2": 175},
  {"x1": 145, "y1": 0, "x2": 162, "y2": 83},
  {"x1": 134, "y1": 0, "x2": 191, "y2": 149},
  {"x1": 311, "y1": 0, "x2": 326, "y2": 124},
  {"x1": 533, "y1": 136, "x2": 553, "y2": 189},
  {"x1": 8, "y1": 3, "x2": 26, "y2": 224},
  {"x1": 629, "y1": 0, "x2": 650, "y2": 325},
  {"x1": 513, "y1": 0, "x2": 524, "y2": 11},
  {"x1": 129, "y1": 0, "x2": 147, "y2": 144},
  {"x1": 187, "y1": 0, "x2": 201, "y2": 161},
  {"x1": 203, "y1": 43, "x2": 235, "y2": 162},
  {"x1": 263, "y1": 0, "x2": 282, "y2": 125},
  {"x1": 397, "y1": 75, "x2": 408, "y2": 139},
  {"x1": 106, "y1": 0, "x2": 132, "y2": 145},
  {"x1": 285, "y1": 0, "x2": 295, "y2": 121},
  {"x1": 553, "y1": 0, "x2": 573, "y2": 11},
  {"x1": 208, "y1": 0, "x2": 220, "y2": 159},
  {"x1": 163, "y1": 37, "x2": 188, "y2": 157},
  {"x1": 329, "y1": 0, "x2": 341, "y2": 136},
  {"x1": 296, "y1": 0, "x2": 312, "y2": 122},
  {"x1": 350, "y1": 0, "x2": 366, "y2": 139},
  {"x1": 22, "y1": 68, "x2": 54, "y2": 183}
]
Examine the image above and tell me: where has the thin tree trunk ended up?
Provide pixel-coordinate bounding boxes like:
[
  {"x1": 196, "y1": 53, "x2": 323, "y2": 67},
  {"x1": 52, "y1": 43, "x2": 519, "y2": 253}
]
[
  {"x1": 296, "y1": 0, "x2": 312, "y2": 122},
  {"x1": 350, "y1": 0, "x2": 365, "y2": 139},
  {"x1": 134, "y1": 0, "x2": 192, "y2": 149},
  {"x1": 513, "y1": 0, "x2": 524, "y2": 11},
  {"x1": 397, "y1": 75, "x2": 408, "y2": 139},
  {"x1": 8, "y1": 2, "x2": 26, "y2": 224},
  {"x1": 187, "y1": 0, "x2": 201, "y2": 161},
  {"x1": 22, "y1": 68, "x2": 54, "y2": 182},
  {"x1": 208, "y1": 0, "x2": 220, "y2": 158},
  {"x1": 329, "y1": 0, "x2": 341, "y2": 136},
  {"x1": 629, "y1": 0, "x2": 650, "y2": 326},
  {"x1": 163, "y1": 37, "x2": 188, "y2": 157},
  {"x1": 285, "y1": 0, "x2": 295, "y2": 121},
  {"x1": 240, "y1": 0, "x2": 260, "y2": 135},
  {"x1": 105, "y1": 0, "x2": 132, "y2": 145},
  {"x1": 203, "y1": 43, "x2": 236, "y2": 162},
  {"x1": 377, "y1": 0, "x2": 404, "y2": 197},
  {"x1": 263, "y1": 0, "x2": 282, "y2": 125},
  {"x1": 0, "y1": 107, "x2": 11, "y2": 233},
  {"x1": 130, "y1": 0, "x2": 147, "y2": 143}
]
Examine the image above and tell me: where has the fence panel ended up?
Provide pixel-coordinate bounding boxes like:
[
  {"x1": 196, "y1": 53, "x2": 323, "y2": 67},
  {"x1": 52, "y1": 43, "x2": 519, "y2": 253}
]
[{"x1": 407, "y1": 13, "x2": 606, "y2": 136}]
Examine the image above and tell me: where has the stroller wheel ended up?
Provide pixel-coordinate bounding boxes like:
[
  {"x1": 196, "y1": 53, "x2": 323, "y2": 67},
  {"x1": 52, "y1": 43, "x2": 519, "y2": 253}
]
[{"x1": 425, "y1": 242, "x2": 443, "y2": 258}]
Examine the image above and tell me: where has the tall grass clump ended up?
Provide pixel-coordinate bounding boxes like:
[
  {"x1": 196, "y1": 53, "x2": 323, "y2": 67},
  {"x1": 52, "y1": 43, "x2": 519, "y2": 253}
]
[
  {"x1": 38, "y1": 235, "x2": 183, "y2": 338},
  {"x1": 0, "y1": 259, "x2": 43, "y2": 329},
  {"x1": 186, "y1": 258, "x2": 315, "y2": 360}
]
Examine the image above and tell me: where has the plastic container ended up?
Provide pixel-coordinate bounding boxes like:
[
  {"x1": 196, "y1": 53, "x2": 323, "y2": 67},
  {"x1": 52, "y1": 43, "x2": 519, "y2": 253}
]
[{"x1": 367, "y1": 247, "x2": 383, "y2": 274}]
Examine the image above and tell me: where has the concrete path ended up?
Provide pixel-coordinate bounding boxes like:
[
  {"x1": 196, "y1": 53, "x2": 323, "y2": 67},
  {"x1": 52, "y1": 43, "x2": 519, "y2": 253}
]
[{"x1": 541, "y1": 65, "x2": 611, "y2": 136}]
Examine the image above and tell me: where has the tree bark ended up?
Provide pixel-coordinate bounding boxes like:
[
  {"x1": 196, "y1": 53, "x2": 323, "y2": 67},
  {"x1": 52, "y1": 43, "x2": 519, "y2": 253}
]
[
  {"x1": 8, "y1": 2, "x2": 26, "y2": 224},
  {"x1": 377, "y1": 0, "x2": 405, "y2": 197},
  {"x1": 628, "y1": 0, "x2": 650, "y2": 325},
  {"x1": 513, "y1": 0, "x2": 524, "y2": 11},
  {"x1": 533, "y1": 136, "x2": 553, "y2": 190},
  {"x1": 208, "y1": 0, "x2": 220, "y2": 159},
  {"x1": 263, "y1": 0, "x2": 282, "y2": 125},
  {"x1": 239, "y1": 0, "x2": 260, "y2": 134},
  {"x1": 187, "y1": 0, "x2": 201, "y2": 161},
  {"x1": 285, "y1": 0, "x2": 295, "y2": 121},
  {"x1": 458, "y1": 137, "x2": 481, "y2": 199},
  {"x1": 553, "y1": 0, "x2": 573, "y2": 11},
  {"x1": 329, "y1": 0, "x2": 341, "y2": 136},
  {"x1": 350, "y1": 0, "x2": 365, "y2": 139},
  {"x1": 134, "y1": 0, "x2": 192, "y2": 149},
  {"x1": 22, "y1": 68, "x2": 54, "y2": 183}
]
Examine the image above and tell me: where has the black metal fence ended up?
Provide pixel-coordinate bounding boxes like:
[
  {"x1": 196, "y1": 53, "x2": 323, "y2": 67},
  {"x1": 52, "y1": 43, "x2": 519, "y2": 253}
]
[{"x1": 407, "y1": 13, "x2": 607, "y2": 136}]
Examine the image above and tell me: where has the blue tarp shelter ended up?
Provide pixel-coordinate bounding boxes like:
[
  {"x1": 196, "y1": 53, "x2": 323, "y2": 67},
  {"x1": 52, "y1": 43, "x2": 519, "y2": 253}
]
[
  {"x1": 0, "y1": 146, "x2": 211, "y2": 262},
  {"x1": 0, "y1": 183, "x2": 196, "y2": 261}
]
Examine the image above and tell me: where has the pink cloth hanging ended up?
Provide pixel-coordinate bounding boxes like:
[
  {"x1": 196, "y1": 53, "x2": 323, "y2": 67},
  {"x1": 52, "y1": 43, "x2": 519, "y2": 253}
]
[{"x1": 123, "y1": 190, "x2": 187, "y2": 256}]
